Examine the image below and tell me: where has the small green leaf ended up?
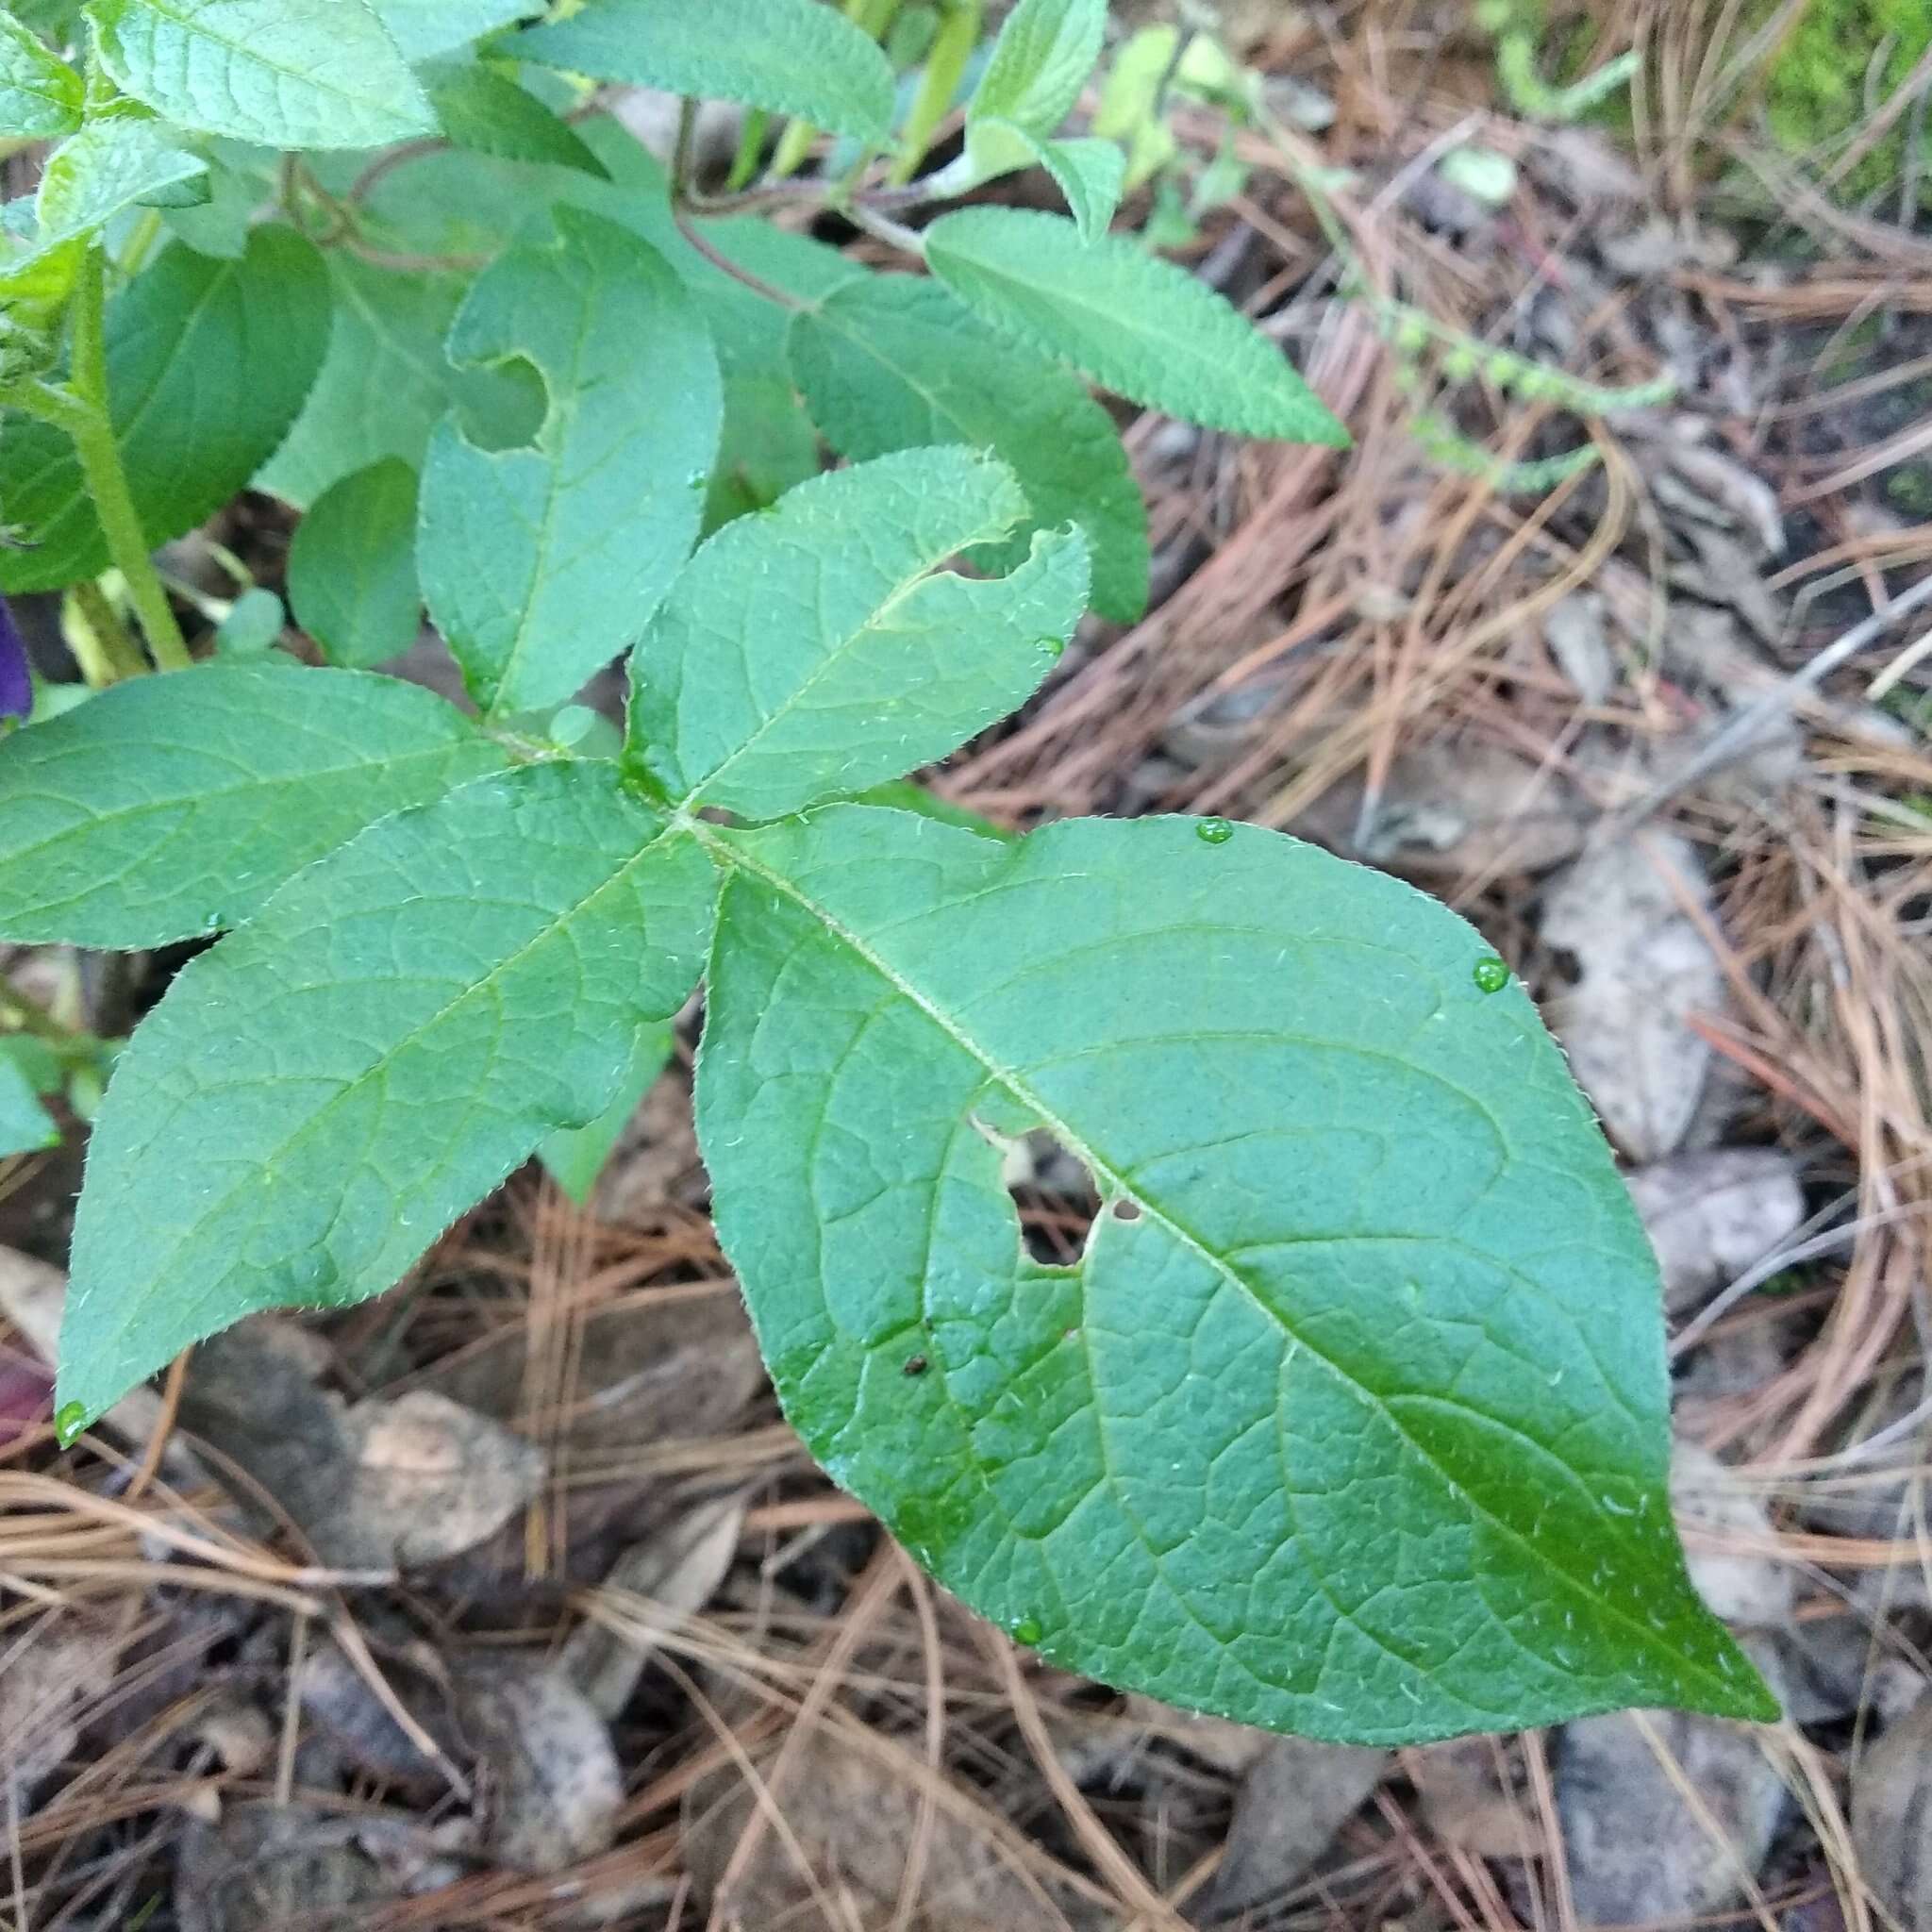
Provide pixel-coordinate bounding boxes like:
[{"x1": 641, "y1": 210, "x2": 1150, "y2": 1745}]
[
  {"x1": 626, "y1": 447, "x2": 1090, "y2": 823},
  {"x1": 369, "y1": 0, "x2": 536, "y2": 58},
  {"x1": 925, "y1": 208, "x2": 1348, "y2": 443},
  {"x1": 420, "y1": 58, "x2": 608, "y2": 177},
  {"x1": 288, "y1": 458, "x2": 422, "y2": 668},
  {"x1": 0, "y1": 1051, "x2": 59, "y2": 1156},
  {"x1": 537, "y1": 1019, "x2": 675, "y2": 1204},
  {"x1": 0, "y1": 661, "x2": 505, "y2": 948},
  {"x1": 0, "y1": 226, "x2": 330, "y2": 594},
  {"x1": 970, "y1": 0, "x2": 1103, "y2": 137},
  {"x1": 0, "y1": 13, "x2": 83, "y2": 138},
  {"x1": 1031, "y1": 135, "x2": 1123, "y2": 241},
  {"x1": 212, "y1": 586, "x2": 285, "y2": 655},
  {"x1": 89, "y1": 0, "x2": 435, "y2": 148},
  {"x1": 787, "y1": 274, "x2": 1147, "y2": 621},
  {"x1": 697, "y1": 805, "x2": 1779, "y2": 1742},
  {"x1": 516, "y1": 0, "x2": 894, "y2": 139},
  {"x1": 35, "y1": 113, "x2": 208, "y2": 245},
  {"x1": 419, "y1": 206, "x2": 722, "y2": 718},
  {"x1": 57, "y1": 759, "x2": 716, "y2": 1426}
]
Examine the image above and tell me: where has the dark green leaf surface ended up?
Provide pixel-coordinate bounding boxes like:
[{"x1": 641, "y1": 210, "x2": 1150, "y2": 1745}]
[
  {"x1": 420, "y1": 58, "x2": 608, "y2": 176},
  {"x1": 627, "y1": 448, "x2": 1090, "y2": 823},
  {"x1": 696, "y1": 805, "x2": 1776, "y2": 1742},
  {"x1": 58, "y1": 761, "x2": 715, "y2": 1424},
  {"x1": 788, "y1": 274, "x2": 1147, "y2": 621},
  {"x1": 0, "y1": 661, "x2": 504, "y2": 947},
  {"x1": 287, "y1": 458, "x2": 423, "y2": 668},
  {"x1": 90, "y1": 0, "x2": 435, "y2": 147},
  {"x1": 925, "y1": 208, "x2": 1349, "y2": 442},
  {"x1": 419, "y1": 207, "x2": 722, "y2": 717},
  {"x1": 0, "y1": 15, "x2": 83, "y2": 138},
  {"x1": 0, "y1": 227, "x2": 329, "y2": 592},
  {"x1": 516, "y1": 0, "x2": 894, "y2": 141}
]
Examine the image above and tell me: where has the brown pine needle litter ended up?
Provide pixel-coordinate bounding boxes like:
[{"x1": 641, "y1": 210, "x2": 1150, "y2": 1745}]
[{"x1": 8, "y1": 4, "x2": 1932, "y2": 1928}]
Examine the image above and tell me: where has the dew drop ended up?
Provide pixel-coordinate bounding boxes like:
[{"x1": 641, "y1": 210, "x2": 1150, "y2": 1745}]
[
  {"x1": 1472, "y1": 955, "x2": 1510, "y2": 994},
  {"x1": 54, "y1": 1400, "x2": 87, "y2": 1445},
  {"x1": 1194, "y1": 817, "x2": 1235, "y2": 845},
  {"x1": 1037, "y1": 635, "x2": 1066, "y2": 661},
  {"x1": 1010, "y1": 1615, "x2": 1043, "y2": 1646}
]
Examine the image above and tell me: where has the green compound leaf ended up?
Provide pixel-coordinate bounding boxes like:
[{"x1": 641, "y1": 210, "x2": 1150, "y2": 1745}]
[
  {"x1": 627, "y1": 447, "x2": 1090, "y2": 823},
  {"x1": 0, "y1": 14, "x2": 83, "y2": 138},
  {"x1": 287, "y1": 458, "x2": 422, "y2": 668},
  {"x1": 57, "y1": 760, "x2": 716, "y2": 1426},
  {"x1": 88, "y1": 0, "x2": 435, "y2": 148},
  {"x1": 537, "y1": 1018, "x2": 675, "y2": 1204},
  {"x1": 925, "y1": 207, "x2": 1349, "y2": 443},
  {"x1": 515, "y1": 0, "x2": 895, "y2": 142},
  {"x1": 370, "y1": 0, "x2": 536, "y2": 58},
  {"x1": 419, "y1": 206, "x2": 722, "y2": 719},
  {"x1": 697, "y1": 806, "x2": 1779, "y2": 1743},
  {"x1": 0, "y1": 1051, "x2": 59, "y2": 1157},
  {"x1": 35, "y1": 112, "x2": 208, "y2": 243},
  {"x1": 0, "y1": 226, "x2": 329, "y2": 594},
  {"x1": 788, "y1": 274, "x2": 1147, "y2": 621},
  {"x1": 969, "y1": 0, "x2": 1104, "y2": 138},
  {"x1": 419, "y1": 58, "x2": 608, "y2": 177},
  {"x1": 0, "y1": 661, "x2": 505, "y2": 948}
]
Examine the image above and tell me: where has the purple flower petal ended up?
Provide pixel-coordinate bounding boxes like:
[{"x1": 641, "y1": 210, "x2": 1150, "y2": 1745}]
[{"x1": 0, "y1": 598, "x2": 30, "y2": 724}]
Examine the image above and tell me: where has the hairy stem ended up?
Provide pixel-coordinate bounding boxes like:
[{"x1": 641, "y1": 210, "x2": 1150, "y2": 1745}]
[{"x1": 65, "y1": 250, "x2": 190, "y2": 671}]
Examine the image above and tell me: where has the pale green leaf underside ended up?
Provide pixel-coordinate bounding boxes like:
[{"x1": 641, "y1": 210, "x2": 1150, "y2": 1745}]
[
  {"x1": 787, "y1": 274, "x2": 1147, "y2": 621},
  {"x1": 0, "y1": 661, "x2": 505, "y2": 948},
  {"x1": 697, "y1": 806, "x2": 1776, "y2": 1742},
  {"x1": 369, "y1": 0, "x2": 537, "y2": 58},
  {"x1": 89, "y1": 0, "x2": 435, "y2": 148},
  {"x1": 0, "y1": 227, "x2": 329, "y2": 593},
  {"x1": 0, "y1": 16, "x2": 84, "y2": 138},
  {"x1": 287, "y1": 458, "x2": 423, "y2": 668},
  {"x1": 924, "y1": 207, "x2": 1350, "y2": 443},
  {"x1": 1032, "y1": 135, "x2": 1124, "y2": 242},
  {"x1": 515, "y1": 0, "x2": 895, "y2": 141},
  {"x1": 58, "y1": 762, "x2": 715, "y2": 1423},
  {"x1": 627, "y1": 447, "x2": 1090, "y2": 823},
  {"x1": 419, "y1": 206, "x2": 722, "y2": 718}
]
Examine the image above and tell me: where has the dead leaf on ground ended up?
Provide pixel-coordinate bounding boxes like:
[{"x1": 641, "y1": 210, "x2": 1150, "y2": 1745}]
[
  {"x1": 0, "y1": 1244, "x2": 169, "y2": 1447},
  {"x1": 1543, "y1": 591, "x2": 1616, "y2": 705},
  {"x1": 1557, "y1": 1645, "x2": 1787, "y2": 1927},
  {"x1": 175, "y1": 1802, "x2": 395, "y2": 1932},
  {"x1": 1123, "y1": 1693, "x2": 1274, "y2": 1776},
  {"x1": 1628, "y1": 1148, "x2": 1806, "y2": 1315},
  {"x1": 683, "y1": 1724, "x2": 1105, "y2": 1931},
  {"x1": 1202, "y1": 1736, "x2": 1390, "y2": 1921},
  {"x1": 563, "y1": 1491, "x2": 746, "y2": 1720},
  {"x1": 1854, "y1": 1695, "x2": 1932, "y2": 1932},
  {"x1": 426, "y1": 1284, "x2": 762, "y2": 1459},
  {"x1": 295, "y1": 1637, "x2": 465, "y2": 1795},
  {"x1": 1541, "y1": 833, "x2": 1725, "y2": 1160},
  {"x1": 1405, "y1": 1736, "x2": 1543, "y2": 1860},
  {"x1": 0, "y1": 1617, "x2": 126, "y2": 1800},
  {"x1": 181, "y1": 1324, "x2": 544, "y2": 1569},
  {"x1": 468, "y1": 1662, "x2": 625, "y2": 1873},
  {"x1": 1673, "y1": 1439, "x2": 1793, "y2": 1629},
  {"x1": 1294, "y1": 741, "x2": 1589, "y2": 878}
]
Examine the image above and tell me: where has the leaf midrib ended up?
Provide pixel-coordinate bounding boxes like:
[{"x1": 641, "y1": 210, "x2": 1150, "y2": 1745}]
[{"x1": 700, "y1": 819, "x2": 1745, "y2": 1714}]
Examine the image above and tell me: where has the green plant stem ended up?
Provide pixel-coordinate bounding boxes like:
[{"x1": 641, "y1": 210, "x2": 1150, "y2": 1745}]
[
  {"x1": 65, "y1": 250, "x2": 190, "y2": 671},
  {"x1": 71, "y1": 579, "x2": 148, "y2": 684}
]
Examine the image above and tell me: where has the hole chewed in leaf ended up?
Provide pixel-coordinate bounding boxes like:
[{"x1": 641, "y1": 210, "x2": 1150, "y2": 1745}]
[{"x1": 997, "y1": 1125, "x2": 1100, "y2": 1266}]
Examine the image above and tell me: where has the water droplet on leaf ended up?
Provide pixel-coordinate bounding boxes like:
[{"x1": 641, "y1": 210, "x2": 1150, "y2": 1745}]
[
  {"x1": 1010, "y1": 1616, "x2": 1043, "y2": 1646},
  {"x1": 1195, "y1": 817, "x2": 1235, "y2": 845},
  {"x1": 1036, "y1": 635, "x2": 1065, "y2": 660},
  {"x1": 54, "y1": 1401, "x2": 86, "y2": 1444},
  {"x1": 1472, "y1": 956, "x2": 1509, "y2": 993}
]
